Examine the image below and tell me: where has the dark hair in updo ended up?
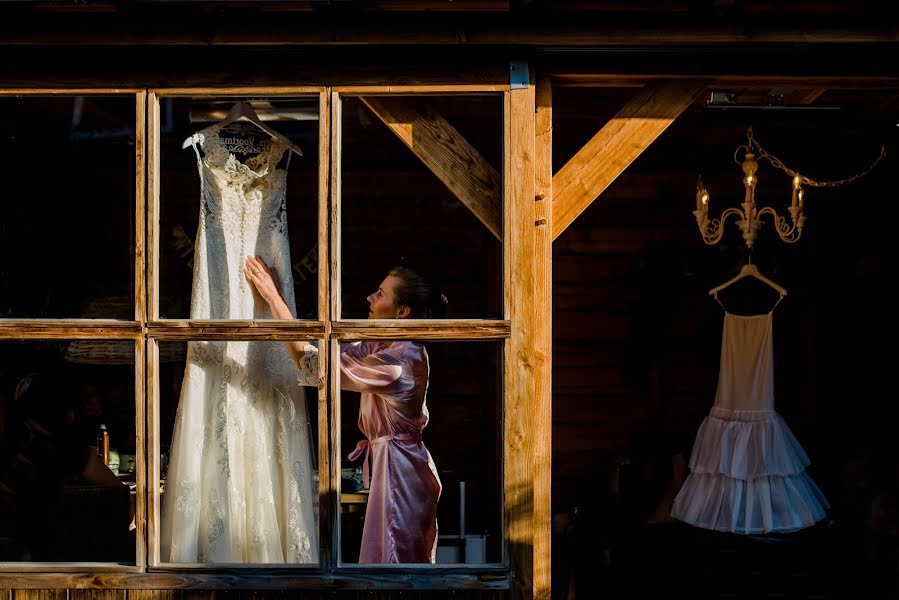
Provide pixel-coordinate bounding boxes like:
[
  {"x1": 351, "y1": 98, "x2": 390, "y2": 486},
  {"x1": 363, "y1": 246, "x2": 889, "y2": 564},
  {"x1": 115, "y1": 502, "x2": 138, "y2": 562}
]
[{"x1": 387, "y1": 265, "x2": 448, "y2": 319}]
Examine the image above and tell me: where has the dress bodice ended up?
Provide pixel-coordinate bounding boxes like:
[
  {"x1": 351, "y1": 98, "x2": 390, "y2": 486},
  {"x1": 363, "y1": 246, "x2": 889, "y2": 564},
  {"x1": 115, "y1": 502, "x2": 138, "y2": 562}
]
[
  {"x1": 714, "y1": 312, "x2": 775, "y2": 412},
  {"x1": 186, "y1": 124, "x2": 295, "y2": 321},
  {"x1": 192, "y1": 123, "x2": 290, "y2": 238}
]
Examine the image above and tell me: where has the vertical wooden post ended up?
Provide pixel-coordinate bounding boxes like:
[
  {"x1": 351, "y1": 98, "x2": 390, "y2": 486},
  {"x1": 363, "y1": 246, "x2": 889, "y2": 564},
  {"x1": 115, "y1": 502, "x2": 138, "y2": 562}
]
[
  {"x1": 533, "y1": 77, "x2": 553, "y2": 600},
  {"x1": 328, "y1": 91, "x2": 343, "y2": 568},
  {"x1": 329, "y1": 339, "x2": 342, "y2": 568},
  {"x1": 146, "y1": 338, "x2": 160, "y2": 566},
  {"x1": 145, "y1": 92, "x2": 161, "y2": 566},
  {"x1": 319, "y1": 89, "x2": 333, "y2": 323},
  {"x1": 147, "y1": 93, "x2": 160, "y2": 322},
  {"x1": 505, "y1": 72, "x2": 536, "y2": 600},
  {"x1": 317, "y1": 89, "x2": 334, "y2": 571},
  {"x1": 330, "y1": 92, "x2": 342, "y2": 322},
  {"x1": 135, "y1": 90, "x2": 148, "y2": 569}
]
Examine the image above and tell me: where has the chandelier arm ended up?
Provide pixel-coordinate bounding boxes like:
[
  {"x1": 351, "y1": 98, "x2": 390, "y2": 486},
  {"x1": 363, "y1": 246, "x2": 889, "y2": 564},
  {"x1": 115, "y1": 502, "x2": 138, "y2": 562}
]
[
  {"x1": 757, "y1": 206, "x2": 803, "y2": 244},
  {"x1": 696, "y1": 207, "x2": 745, "y2": 245}
]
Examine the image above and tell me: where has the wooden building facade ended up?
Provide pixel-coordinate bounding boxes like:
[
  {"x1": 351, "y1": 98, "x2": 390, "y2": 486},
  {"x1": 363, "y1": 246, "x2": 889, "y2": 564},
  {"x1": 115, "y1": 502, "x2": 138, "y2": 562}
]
[{"x1": 0, "y1": 2, "x2": 898, "y2": 600}]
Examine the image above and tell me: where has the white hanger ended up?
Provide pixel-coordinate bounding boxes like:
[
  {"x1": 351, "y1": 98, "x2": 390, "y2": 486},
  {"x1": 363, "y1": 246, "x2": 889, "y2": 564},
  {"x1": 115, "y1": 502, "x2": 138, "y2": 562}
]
[
  {"x1": 181, "y1": 101, "x2": 303, "y2": 157},
  {"x1": 708, "y1": 261, "x2": 787, "y2": 299}
]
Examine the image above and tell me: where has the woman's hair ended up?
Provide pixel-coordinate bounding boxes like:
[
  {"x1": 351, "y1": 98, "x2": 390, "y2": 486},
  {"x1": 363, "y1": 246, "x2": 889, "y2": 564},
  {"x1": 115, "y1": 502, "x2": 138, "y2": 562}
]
[{"x1": 387, "y1": 265, "x2": 448, "y2": 319}]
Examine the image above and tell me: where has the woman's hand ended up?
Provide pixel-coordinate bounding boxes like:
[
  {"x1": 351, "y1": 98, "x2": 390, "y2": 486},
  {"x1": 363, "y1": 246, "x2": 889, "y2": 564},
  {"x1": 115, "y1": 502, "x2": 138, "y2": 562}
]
[
  {"x1": 245, "y1": 255, "x2": 284, "y2": 308},
  {"x1": 246, "y1": 255, "x2": 306, "y2": 360}
]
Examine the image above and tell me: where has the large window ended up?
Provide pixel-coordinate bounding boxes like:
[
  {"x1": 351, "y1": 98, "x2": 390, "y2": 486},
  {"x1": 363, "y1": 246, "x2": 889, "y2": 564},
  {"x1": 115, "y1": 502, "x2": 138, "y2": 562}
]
[{"x1": 0, "y1": 87, "x2": 517, "y2": 581}]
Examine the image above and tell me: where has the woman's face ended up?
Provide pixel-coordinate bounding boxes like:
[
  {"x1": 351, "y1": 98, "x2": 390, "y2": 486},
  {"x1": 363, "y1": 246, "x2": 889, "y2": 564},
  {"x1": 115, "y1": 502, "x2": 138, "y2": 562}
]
[{"x1": 367, "y1": 275, "x2": 410, "y2": 319}]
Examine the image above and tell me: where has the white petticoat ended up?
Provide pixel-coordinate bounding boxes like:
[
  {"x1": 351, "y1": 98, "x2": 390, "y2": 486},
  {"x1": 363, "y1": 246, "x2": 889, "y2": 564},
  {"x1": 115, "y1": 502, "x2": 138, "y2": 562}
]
[{"x1": 671, "y1": 407, "x2": 829, "y2": 534}]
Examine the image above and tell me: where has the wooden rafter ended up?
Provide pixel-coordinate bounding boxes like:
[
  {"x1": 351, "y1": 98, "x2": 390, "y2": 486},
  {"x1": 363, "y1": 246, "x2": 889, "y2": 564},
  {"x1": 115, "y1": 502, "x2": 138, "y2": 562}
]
[
  {"x1": 360, "y1": 96, "x2": 503, "y2": 240},
  {"x1": 551, "y1": 80, "x2": 704, "y2": 240}
]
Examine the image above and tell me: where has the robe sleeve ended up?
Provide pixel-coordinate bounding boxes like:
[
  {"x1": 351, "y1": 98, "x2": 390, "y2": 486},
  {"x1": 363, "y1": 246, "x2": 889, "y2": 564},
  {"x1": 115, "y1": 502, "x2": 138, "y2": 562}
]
[
  {"x1": 296, "y1": 342, "x2": 414, "y2": 396},
  {"x1": 339, "y1": 342, "x2": 415, "y2": 395}
]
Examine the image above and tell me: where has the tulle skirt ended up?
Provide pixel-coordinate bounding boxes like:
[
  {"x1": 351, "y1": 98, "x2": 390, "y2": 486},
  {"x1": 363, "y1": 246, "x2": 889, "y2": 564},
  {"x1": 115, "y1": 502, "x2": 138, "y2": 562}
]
[{"x1": 672, "y1": 407, "x2": 829, "y2": 534}]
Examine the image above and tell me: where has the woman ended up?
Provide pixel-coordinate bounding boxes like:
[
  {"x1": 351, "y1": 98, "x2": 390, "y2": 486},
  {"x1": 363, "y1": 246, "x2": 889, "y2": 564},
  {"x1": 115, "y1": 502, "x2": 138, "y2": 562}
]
[{"x1": 245, "y1": 256, "x2": 444, "y2": 564}]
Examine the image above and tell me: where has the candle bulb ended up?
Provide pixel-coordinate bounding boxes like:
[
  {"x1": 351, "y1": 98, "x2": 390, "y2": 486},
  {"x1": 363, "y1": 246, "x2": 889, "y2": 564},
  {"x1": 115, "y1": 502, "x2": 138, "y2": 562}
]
[{"x1": 792, "y1": 175, "x2": 801, "y2": 207}]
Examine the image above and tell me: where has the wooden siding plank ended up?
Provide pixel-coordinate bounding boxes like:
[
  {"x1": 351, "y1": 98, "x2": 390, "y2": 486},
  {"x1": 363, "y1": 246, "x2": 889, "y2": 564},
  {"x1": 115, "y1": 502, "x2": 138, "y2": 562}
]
[
  {"x1": 129, "y1": 591, "x2": 180, "y2": 600},
  {"x1": 12, "y1": 592, "x2": 66, "y2": 600},
  {"x1": 70, "y1": 591, "x2": 126, "y2": 600}
]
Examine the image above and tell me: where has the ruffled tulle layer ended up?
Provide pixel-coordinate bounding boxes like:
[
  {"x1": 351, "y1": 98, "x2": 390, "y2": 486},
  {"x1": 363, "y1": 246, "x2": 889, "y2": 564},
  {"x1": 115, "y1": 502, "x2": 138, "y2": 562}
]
[
  {"x1": 673, "y1": 406, "x2": 829, "y2": 534},
  {"x1": 671, "y1": 470, "x2": 829, "y2": 534},
  {"x1": 689, "y1": 407, "x2": 810, "y2": 480}
]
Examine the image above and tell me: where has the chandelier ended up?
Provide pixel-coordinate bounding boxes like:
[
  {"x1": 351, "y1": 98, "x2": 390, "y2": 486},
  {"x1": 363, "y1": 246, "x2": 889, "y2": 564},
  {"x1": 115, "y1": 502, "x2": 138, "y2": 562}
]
[{"x1": 693, "y1": 127, "x2": 885, "y2": 248}]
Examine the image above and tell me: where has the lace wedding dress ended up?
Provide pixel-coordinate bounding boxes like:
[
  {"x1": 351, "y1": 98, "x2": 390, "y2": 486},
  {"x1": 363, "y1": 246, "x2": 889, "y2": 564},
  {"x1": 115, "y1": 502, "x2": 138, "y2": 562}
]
[{"x1": 160, "y1": 123, "x2": 318, "y2": 563}]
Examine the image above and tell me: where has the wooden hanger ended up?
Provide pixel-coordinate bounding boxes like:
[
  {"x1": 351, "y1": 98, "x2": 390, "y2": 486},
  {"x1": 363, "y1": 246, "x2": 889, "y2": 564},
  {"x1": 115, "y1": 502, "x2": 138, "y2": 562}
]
[
  {"x1": 182, "y1": 101, "x2": 304, "y2": 157},
  {"x1": 709, "y1": 262, "x2": 787, "y2": 299}
]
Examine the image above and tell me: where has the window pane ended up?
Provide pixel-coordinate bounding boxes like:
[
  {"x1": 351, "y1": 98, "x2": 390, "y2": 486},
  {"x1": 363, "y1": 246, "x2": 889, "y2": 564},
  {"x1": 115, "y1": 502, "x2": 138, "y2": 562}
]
[
  {"x1": 158, "y1": 96, "x2": 320, "y2": 320},
  {"x1": 334, "y1": 340, "x2": 502, "y2": 564},
  {"x1": 0, "y1": 340, "x2": 136, "y2": 562},
  {"x1": 157, "y1": 339, "x2": 320, "y2": 564},
  {"x1": 339, "y1": 95, "x2": 503, "y2": 319},
  {"x1": 0, "y1": 96, "x2": 136, "y2": 319}
]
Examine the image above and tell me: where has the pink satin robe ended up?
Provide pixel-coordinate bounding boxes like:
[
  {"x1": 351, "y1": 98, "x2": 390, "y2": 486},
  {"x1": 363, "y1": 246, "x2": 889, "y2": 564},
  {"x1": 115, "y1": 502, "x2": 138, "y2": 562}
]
[{"x1": 299, "y1": 341, "x2": 442, "y2": 563}]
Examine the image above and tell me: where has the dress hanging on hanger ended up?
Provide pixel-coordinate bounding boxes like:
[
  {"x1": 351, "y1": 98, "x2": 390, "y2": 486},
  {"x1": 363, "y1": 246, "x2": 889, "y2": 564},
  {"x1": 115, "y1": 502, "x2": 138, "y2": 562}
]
[
  {"x1": 161, "y1": 107, "x2": 317, "y2": 563},
  {"x1": 671, "y1": 266, "x2": 828, "y2": 534}
]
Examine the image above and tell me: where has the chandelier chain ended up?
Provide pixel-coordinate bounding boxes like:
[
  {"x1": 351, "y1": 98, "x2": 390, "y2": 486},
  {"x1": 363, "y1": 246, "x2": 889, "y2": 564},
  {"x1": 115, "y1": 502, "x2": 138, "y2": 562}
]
[{"x1": 734, "y1": 126, "x2": 886, "y2": 188}]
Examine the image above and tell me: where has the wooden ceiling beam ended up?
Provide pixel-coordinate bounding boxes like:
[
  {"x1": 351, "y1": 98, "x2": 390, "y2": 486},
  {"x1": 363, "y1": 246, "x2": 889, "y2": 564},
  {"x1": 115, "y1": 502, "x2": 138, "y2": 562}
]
[
  {"x1": 1, "y1": 13, "x2": 898, "y2": 45},
  {"x1": 550, "y1": 74, "x2": 899, "y2": 89},
  {"x1": 360, "y1": 96, "x2": 502, "y2": 240},
  {"x1": 551, "y1": 80, "x2": 704, "y2": 240}
]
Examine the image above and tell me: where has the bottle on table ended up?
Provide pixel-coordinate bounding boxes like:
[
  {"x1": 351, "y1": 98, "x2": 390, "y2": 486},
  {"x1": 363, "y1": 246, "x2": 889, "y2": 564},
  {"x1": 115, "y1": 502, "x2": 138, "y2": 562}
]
[{"x1": 97, "y1": 423, "x2": 109, "y2": 465}]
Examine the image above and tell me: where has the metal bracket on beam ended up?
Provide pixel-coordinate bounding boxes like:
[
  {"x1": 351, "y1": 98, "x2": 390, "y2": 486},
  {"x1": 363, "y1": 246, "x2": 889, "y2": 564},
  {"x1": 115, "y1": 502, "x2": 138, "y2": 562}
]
[{"x1": 510, "y1": 60, "x2": 529, "y2": 90}]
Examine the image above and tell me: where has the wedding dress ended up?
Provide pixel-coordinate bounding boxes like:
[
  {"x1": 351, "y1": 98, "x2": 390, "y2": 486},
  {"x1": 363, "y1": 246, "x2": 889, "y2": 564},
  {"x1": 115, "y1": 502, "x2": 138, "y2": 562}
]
[{"x1": 160, "y1": 122, "x2": 318, "y2": 563}]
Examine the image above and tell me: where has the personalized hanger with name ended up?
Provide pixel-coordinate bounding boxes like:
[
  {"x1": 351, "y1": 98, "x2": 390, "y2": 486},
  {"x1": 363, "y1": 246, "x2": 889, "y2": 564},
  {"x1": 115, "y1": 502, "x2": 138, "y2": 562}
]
[{"x1": 182, "y1": 101, "x2": 303, "y2": 157}]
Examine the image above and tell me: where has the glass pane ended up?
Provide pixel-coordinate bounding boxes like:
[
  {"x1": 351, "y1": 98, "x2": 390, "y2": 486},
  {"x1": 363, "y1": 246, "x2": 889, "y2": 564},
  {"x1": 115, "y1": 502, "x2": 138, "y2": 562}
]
[
  {"x1": 335, "y1": 340, "x2": 502, "y2": 564},
  {"x1": 159, "y1": 96, "x2": 320, "y2": 320},
  {"x1": 340, "y1": 95, "x2": 503, "y2": 319},
  {"x1": 0, "y1": 96, "x2": 136, "y2": 319},
  {"x1": 0, "y1": 340, "x2": 136, "y2": 562},
  {"x1": 158, "y1": 339, "x2": 320, "y2": 564}
]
